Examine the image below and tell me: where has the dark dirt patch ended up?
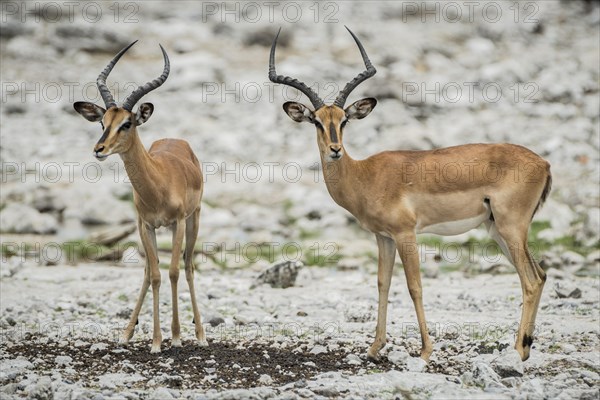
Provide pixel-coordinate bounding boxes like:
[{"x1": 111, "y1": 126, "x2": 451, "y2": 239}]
[{"x1": 2, "y1": 337, "x2": 396, "y2": 390}]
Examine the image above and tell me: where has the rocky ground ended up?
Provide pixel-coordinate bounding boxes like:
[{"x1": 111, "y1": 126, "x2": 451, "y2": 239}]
[
  {"x1": 1, "y1": 0, "x2": 599, "y2": 399},
  {"x1": 0, "y1": 264, "x2": 599, "y2": 399}
]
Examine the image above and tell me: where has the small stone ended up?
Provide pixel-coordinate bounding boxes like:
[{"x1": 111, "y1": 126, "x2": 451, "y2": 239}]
[
  {"x1": 251, "y1": 260, "x2": 303, "y2": 289},
  {"x1": 345, "y1": 354, "x2": 362, "y2": 366},
  {"x1": 469, "y1": 362, "x2": 503, "y2": 390},
  {"x1": 90, "y1": 343, "x2": 109, "y2": 353},
  {"x1": 387, "y1": 349, "x2": 410, "y2": 366},
  {"x1": 54, "y1": 356, "x2": 72, "y2": 367},
  {"x1": 310, "y1": 345, "x2": 327, "y2": 355},
  {"x1": 406, "y1": 357, "x2": 427, "y2": 372},
  {"x1": 554, "y1": 281, "x2": 582, "y2": 298},
  {"x1": 26, "y1": 377, "x2": 52, "y2": 400},
  {"x1": 148, "y1": 387, "x2": 174, "y2": 400},
  {"x1": 207, "y1": 316, "x2": 225, "y2": 327},
  {"x1": 561, "y1": 251, "x2": 586, "y2": 266},
  {"x1": 491, "y1": 351, "x2": 524, "y2": 378},
  {"x1": 561, "y1": 343, "x2": 577, "y2": 354},
  {"x1": 258, "y1": 374, "x2": 273, "y2": 385}
]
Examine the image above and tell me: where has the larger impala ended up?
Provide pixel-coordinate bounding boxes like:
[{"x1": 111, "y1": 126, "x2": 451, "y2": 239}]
[
  {"x1": 269, "y1": 27, "x2": 551, "y2": 362},
  {"x1": 74, "y1": 41, "x2": 207, "y2": 353}
]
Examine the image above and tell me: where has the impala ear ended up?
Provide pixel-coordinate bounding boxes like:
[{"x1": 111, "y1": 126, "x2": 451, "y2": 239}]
[
  {"x1": 345, "y1": 98, "x2": 377, "y2": 120},
  {"x1": 283, "y1": 102, "x2": 314, "y2": 123},
  {"x1": 136, "y1": 103, "x2": 154, "y2": 126},
  {"x1": 73, "y1": 102, "x2": 106, "y2": 122}
]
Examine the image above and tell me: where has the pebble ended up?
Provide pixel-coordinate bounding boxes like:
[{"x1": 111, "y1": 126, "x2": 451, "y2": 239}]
[
  {"x1": 258, "y1": 374, "x2": 273, "y2": 385},
  {"x1": 90, "y1": 343, "x2": 109, "y2": 353},
  {"x1": 345, "y1": 354, "x2": 362, "y2": 366},
  {"x1": 491, "y1": 351, "x2": 524, "y2": 378},
  {"x1": 387, "y1": 349, "x2": 410, "y2": 366},
  {"x1": 148, "y1": 387, "x2": 174, "y2": 400},
  {"x1": 309, "y1": 345, "x2": 327, "y2": 355},
  {"x1": 54, "y1": 356, "x2": 72, "y2": 367},
  {"x1": 26, "y1": 377, "x2": 53, "y2": 400},
  {"x1": 554, "y1": 282, "x2": 582, "y2": 299},
  {"x1": 406, "y1": 357, "x2": 427, "y2": 372}
]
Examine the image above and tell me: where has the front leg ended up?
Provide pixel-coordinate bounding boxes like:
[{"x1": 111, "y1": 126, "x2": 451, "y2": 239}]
[
  {"x1": 169, "y1": 219, "x2": 186, "y2": 347},
  {"x1": 395, "y1": 231, "x2": 433, "y2": 361},
  {"x1": 367, "y1": 234, "x2": 396, "y2": 361},
  {"x1": 120, "y1": 218, "x2": 156, "y2": 346},
  {"x1": 141, "y1": 224, "x2": 162, "y2": 353}
]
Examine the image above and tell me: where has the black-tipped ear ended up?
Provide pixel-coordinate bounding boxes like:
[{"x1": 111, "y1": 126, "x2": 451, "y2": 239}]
[
  {"x1": 345, "y1": 98, "x2": 377, "y2": 120},
  {"x1": 283, "y1": 102, "x2": 314, "y2": 123},
  {"x1": 73, "y1": 102, "x2": 106, "y2": 122},
  {"x1": 136, "y1": 103, "x2": 154, "y2": 126}
]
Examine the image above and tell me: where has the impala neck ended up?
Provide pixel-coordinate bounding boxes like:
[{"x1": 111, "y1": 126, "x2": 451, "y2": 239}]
[
  {"x1": 119, "y1": 131, "x2": 160, "y2": 204},
  {"x1": 320, "y1": 148, "x2": 363, "y2": 212}
]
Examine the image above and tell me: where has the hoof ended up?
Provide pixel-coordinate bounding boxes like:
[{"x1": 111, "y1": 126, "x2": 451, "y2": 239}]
[
  {"x1": 150, "y1": 344, "x2": 161, "y2": 353},
  {"x1": 366, "y1": 351, "x2": 380, "y2": 363},
  {"x1": 198, "y1": 339, "x2": 208, "y2": 347},
  {"x1": 171, "y1": 338, "x2": 182, "y2": 348},
  {"x1": 119, "y1": 330, "x2": 133, "y2": 346}
]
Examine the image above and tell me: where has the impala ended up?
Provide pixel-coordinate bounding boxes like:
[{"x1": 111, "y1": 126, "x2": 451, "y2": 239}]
[
  {"x1": 269, "y1": 27, "x2": 551, "y2": 362},
  {"x1": 74, "y1": 41, "x2": 207, "y2": 353}
]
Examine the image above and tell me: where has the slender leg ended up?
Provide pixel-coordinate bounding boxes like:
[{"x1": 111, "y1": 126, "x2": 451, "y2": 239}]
[
  {"x1": 144, "y1": 225, "x2": 162, "y2": 353},
  {"x1": 184, "y1": 208, "x2": 207, "y2": 346},
  {"x1": 120, "y1": 218, "x2": 155, "y2": 345},
  {"x1": 395, "y1": 231, "x2": 433, "y2": 361},
  {"x1": 169, "y1": 219, "x2": 186, "y2": 347},
  {"x1": 367, "y1": 234, "x2": 396, "y2": 361},
  {"x1": 491, "y1": 220, "x2": 546, "y2": 361}
]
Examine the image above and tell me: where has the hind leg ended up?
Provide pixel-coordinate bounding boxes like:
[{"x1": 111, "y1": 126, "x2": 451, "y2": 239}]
[{"x1": 485, "y1": 218, "x2": 546, "y2": 361}]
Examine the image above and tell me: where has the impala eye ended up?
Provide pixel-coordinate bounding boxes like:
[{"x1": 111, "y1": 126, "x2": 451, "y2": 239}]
[
  {"x1": 341, "y1": 120, "x2": 348, "y2": 129},
  {"x1": 100, "y1": 122, "x2": 104, "y2": 130},
  {"x1": 120, "y1": 122, "x2": 132, "y2": 131},
  {"x1": 315, "y1": 121, "x2": 324, "y2": 131}
]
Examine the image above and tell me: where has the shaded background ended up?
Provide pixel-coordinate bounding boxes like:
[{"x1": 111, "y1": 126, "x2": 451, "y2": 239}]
[{"x1": 1, "y1": 1, "x2": 598, "y2": 269}]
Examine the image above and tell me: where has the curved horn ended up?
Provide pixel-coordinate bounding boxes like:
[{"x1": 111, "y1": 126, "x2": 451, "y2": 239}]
[
  {"x1": 97, "y1": 40, "x2": 138, "y2": 109},
  {"x1": 269, "y1": 28, "x2": 325, "y2": 110},
  {"x1": 122, "y1": 44, "x2": 170, "y2": 112},
  {"x1": 333, "y1": 26, "x2": 376, "y2": 108}
]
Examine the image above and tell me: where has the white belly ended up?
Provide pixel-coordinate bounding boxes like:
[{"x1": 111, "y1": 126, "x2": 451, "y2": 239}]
[{"x1": 417, "y1": 208, "x2": 491, "y2": 236}]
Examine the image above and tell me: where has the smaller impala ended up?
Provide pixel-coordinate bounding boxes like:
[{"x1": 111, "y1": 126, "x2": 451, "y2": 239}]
[
  {"x1": 269, "y1": 27, "x2": 551, "y2": 362},
  {"x1": 74, "y1": 41, "x2": 207, "y2": 353}
]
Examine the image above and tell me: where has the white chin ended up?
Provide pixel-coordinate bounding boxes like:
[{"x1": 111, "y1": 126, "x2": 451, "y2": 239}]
[
  {"x1": 328, "y1": 154, "x2": 343, "y2": 162},
  {"x1": 95, "y1": 155, "x2": 109, "y2": 161}
]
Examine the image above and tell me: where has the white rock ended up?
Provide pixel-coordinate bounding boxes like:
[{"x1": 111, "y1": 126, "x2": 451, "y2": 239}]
[
  {"x1": 535, "y1": 199, "x2": 575, "y2": 233},
  {"x1": 345, "y1": 354, "x2": 362, "y2": 366},
  {"x1": 554, "y1": 281, "x2": 582, "y2": 299},
  {"x1": 491, "y1": 351, "x2": 524, "y2": 378},
  {"x1": 54, "y1": 356, "x2": 72, "y2": 367},
  {"x1": 561, "y1": 343, "x2": 577, "y2": 354},
  {"x1": 89, "y1": 343, "x2": 109, "y2": 353},
  {"x1": 78, "y1": 195, "x2": 134, "y2": 226},
  {"x1": 0, "y1": 203, "x2": 58, "y2": 234},
  {"x1": 406, "y1": 357, "x2": 427, "y2": 372},
  {"x1": 310, "y1": 345, "x2": 327, "y2": 355},
  {"x1": 258, "y1": 374, "x2": 273, "y2": 385},
  {"x1": 148, "y1": 387, "x2": 174, "y2": 400},
  {"x1": 561, "y1": 251, "x2": 586, "y2": 266},
  {"x1": 469, "y1": 362, "x2": 503, "y2": 389},
  {"x1": 387, "y1": 349, "x2": 410, "y2": 366}
]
